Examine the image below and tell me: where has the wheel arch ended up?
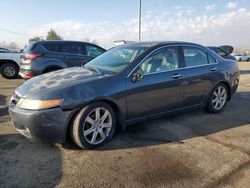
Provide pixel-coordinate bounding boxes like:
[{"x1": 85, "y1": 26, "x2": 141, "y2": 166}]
[
  {"x1": 210, "y1": 81, "x2": 231, "y2": 101},
  {"x1": 0, "y1": 59, "x2": 19, "y2": 70},
  {"x1": 63, "y1": 98, "x2": 125, "y2": 144}
]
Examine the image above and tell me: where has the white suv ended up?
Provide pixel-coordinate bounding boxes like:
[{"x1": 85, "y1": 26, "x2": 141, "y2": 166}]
[
  {"x1": 0, "y1": 48, "x2": 20, "y2": 79},
  {"x1": 232, "y1": 53, "x2": 250, "y2": 62}
]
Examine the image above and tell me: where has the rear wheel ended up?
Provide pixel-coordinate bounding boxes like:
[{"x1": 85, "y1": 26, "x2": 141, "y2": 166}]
[
  {"x1": 0, "y1": 63, "x2": 19, "y2": 79},
  {"x1": 206, "y1": 83, "x2": 228, "y2": 113},
  {"x1": 247, "y1": 58, "x2": 250, "y2": 62},
  {"x1": 71, "y1": 102, "x2": 116, "y2": 149},
  {"x1": 239, "y1": 58, "x2": 242, "y2": 62}
]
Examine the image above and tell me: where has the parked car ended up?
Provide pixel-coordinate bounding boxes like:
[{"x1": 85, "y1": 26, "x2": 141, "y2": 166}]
[
  {"x1": 232, "y1": 53, "x2": 250, "y2": 62},
  {"x1": 207, "y1": 45, "x2": 236, "y2": 60},
  {"x1": 0, "y1": 48, "x2": 20, "y2": 79},
  {"x1": 9, "y1": 41, "x2": 239, "y2": 149},
  {"x1": 0, "y1": 48, "x2": 9, "y2": 53},
  {"x1": 19, "y1": 40, "x2": 106, "y2": 79}
]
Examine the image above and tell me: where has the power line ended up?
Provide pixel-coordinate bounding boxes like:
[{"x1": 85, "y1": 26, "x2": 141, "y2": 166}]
[{"x1": 0, "y1": 28, "x2": 29, "y2": 37}]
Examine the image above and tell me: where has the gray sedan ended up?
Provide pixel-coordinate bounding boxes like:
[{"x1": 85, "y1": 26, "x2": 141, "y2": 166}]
[{"x1": 9, "y1": 41, "x2": 240, "y2": 149}]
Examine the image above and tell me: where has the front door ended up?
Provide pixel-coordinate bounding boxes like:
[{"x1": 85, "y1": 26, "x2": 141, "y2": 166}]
[{"x1": 126, "y1": 46, "x2": 185, "y2": 120}]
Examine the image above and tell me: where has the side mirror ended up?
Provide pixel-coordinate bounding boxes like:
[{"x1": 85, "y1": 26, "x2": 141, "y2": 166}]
[{"x1": 131, "y1": 69, "x2": 144, "y2": 82}]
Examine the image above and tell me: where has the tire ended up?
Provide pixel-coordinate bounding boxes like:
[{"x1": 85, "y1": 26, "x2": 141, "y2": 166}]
[
  {"x1": 247, "y1": 58, "x2": 250, "y2": 62},
  {"x1": 206, "y1": 83, "x2": 229, "y2": 113},
  {"x1": 239, "y1": 58, "x2": 242, "y2": 62},
  {"x1": 0, "y1": 63, "x2": 19, "y2": 79},
  {"x1": 70, "y1": 102, "x2": 116, "y2": 149}
]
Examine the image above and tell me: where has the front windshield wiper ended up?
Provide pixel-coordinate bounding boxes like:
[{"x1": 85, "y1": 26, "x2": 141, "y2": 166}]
[{"x1": 83, "y1": 65, "x2": 101, "y2": 73}]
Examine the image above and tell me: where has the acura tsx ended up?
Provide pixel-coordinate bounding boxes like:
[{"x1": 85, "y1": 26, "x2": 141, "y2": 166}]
[{"x1": 9, "y1": 41, "x2": 239, "y2": 149}]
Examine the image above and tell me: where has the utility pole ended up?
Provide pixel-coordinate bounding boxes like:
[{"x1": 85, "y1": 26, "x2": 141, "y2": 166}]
[{"x1": 138, "y1": 0, "x2": 142, "y2": 42}]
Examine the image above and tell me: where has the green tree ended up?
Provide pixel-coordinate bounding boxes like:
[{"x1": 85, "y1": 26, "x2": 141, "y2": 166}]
[
  {"x1": 29, "y1": 36, "x2": 43, "y2": 42},
  {"x1": 46, "y1": 28, "x2": 63, "y2": 40}
]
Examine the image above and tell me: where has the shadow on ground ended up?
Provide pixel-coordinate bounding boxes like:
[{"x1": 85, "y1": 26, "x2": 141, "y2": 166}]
[
  {"x1": 240, "y1": 70, "x2": 250, "y2": 74},
  {"x1": 0, "y1": 94, "x2": 8, "y2": 124},
  {"x1": 0, "y1": 134, "x2": 61, "y2": 187},
  {"x1": 79, "y1": 91, "x2": 249, "y2": 151},
  {"x1": 0, "y1": 94, "x2": 6, "y2": 106}
]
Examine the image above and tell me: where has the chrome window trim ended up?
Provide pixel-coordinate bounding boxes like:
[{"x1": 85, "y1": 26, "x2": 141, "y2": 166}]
[
  {"x1": 142, "y1": 63, "x2": 218, "y2": 77},
  {"x1": 127, "y1": 44, "x2": 218, "y2": 78}
]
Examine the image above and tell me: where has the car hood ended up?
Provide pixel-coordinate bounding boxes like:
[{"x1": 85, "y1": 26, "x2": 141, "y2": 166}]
[{"x1": 15, "y1": 67, "x2": 106, "y2": 99}]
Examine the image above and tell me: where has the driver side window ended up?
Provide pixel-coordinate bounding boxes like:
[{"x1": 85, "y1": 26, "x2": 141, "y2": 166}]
[{"x1": 139, "y1": 47, "x2": 179, "y2": 74}]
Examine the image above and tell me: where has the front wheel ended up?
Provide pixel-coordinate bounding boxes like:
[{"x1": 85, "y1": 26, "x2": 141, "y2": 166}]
[
  {"x1": 206, "y1": 83, "x2": 228, "y2": 113},
  {"x1": 71, "y1": 102, "x2": 116, "y2": 149}
]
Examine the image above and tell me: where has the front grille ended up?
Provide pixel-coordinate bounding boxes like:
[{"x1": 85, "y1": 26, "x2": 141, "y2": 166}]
[{"x1": 10, "y1": 93, "x2": 21, "y2": 107}]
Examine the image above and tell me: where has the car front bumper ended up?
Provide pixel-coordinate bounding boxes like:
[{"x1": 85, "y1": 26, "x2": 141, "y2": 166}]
[{"x1": 9, "y1": 105, "x2": 73, "y2": 144}]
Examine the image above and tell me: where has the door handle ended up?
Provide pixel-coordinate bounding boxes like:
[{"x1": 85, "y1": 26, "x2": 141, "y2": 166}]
[
  {"x1": 210, "y1": 67, "x2": 218, "y2": 72},
  {"x1": 171, "y1": 74, "x2": 182, "y2": 79}
]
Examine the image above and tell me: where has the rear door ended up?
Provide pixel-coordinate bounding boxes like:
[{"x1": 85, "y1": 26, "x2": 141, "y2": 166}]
[{"x1": 180, "y1": 46, "x2": 219, "y2": 107}]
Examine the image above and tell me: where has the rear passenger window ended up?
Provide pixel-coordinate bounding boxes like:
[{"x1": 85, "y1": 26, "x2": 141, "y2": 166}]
[
  {"x1": 43, "y1": 43, "x2": 86, "y2": 55},
  {"x1": 61, "y1": 43, "x2": 86, "y2": 55},
  {"x1": 85, "y1": 44, "x2": 105, "y2": 57},
  {"x1": 183, "y1": 47, "x2": 209, "y2": 67},
  {"x1": 43, "y1": 43, "x2": 62, "y2": 53}
]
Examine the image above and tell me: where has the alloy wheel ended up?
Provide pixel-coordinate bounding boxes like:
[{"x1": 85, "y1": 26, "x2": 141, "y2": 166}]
[
  {"x1": 83, "y1": 107, "x2": 112, "y2": 145},
  {"x1": 3, "y1": 66, "x2": 15, "y2": 77},
  {"x1": 212, "y1": 86, "x2": 227, "y2": 110}
]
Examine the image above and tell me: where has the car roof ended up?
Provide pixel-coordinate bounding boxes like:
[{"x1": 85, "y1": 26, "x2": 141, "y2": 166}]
[
  {"x1": 126, "y1": 41, "x2": 204, "y2": 48},
  {"x1": 34, "y1": 40, "x2": 99, "y2": 45},
  {"x1": 32, "y1": 40, "x2": 106, "y2": 50}
]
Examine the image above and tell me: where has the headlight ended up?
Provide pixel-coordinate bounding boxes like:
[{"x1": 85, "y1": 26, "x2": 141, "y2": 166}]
[{"x1": 17, "y1": 98, "x2": 62, "y2": 110}]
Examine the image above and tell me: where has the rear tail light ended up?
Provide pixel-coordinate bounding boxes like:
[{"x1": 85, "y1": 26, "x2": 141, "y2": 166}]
[
  {"x1": 23, "y1": 53, "x2": 43, "y2": 62},
  {"x1": 24, "y1": 72, "x2": 33, "y2": 78}
]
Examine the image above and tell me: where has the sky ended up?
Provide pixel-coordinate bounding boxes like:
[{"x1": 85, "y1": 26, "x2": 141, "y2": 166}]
[{"x1": 0, "y1": 0, "x2": 250, "y2": 49}]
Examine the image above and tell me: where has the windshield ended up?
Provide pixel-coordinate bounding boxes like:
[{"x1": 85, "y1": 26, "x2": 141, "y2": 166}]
[{"x1": 85, "y1": 45, "x2": 148, "y2": 74}]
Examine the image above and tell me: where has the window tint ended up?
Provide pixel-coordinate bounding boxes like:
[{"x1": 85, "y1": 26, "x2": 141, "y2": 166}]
[
  {"x1": 43, "y1": 42, "x2": 86, "y2": 55},
  {"x1": 183, "y1": 47, "x2": 209, "y2": 67},
  {"x1": 43, "y1": 43, "x2": 62, "y2": 53},
  {"x1": 85, "y1": 44, "x2": 105, "y2": 57},
  {"x1": 61, "y1": 43, "x2": 85, "y2": 55},
  {"x1": 140, "y1": 47, "x2": 179, "y2": 74}
]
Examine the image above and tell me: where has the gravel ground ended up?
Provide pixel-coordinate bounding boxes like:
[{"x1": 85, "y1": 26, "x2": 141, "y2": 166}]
[{"x1": 0, "y1": 62, "x2": 250, "y2": 188}]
